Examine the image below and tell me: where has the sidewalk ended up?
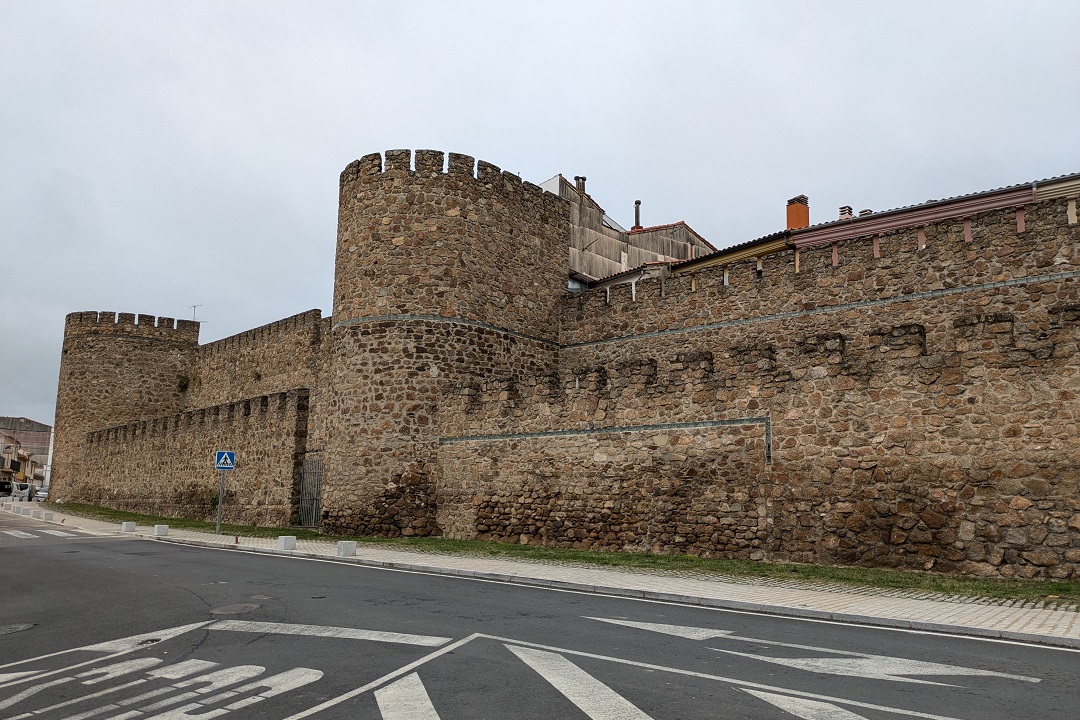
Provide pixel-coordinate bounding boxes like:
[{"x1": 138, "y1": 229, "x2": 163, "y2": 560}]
[{"x1": 7, "y1": 502, "x2": 1080, "y2": 649}]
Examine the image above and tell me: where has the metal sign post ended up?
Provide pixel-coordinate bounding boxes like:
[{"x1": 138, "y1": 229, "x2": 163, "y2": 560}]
[{"x1": 214, "y1": 451, "x2": 235, "y2": 534}]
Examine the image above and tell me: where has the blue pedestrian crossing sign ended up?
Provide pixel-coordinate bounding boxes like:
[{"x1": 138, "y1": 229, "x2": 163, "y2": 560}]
[{"x1": 215, "y1": 451, "x2": 236, "y2": 471}]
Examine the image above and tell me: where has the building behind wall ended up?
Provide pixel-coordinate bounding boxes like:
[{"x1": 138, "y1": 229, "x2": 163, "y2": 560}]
[{"x1": 49, "y1": 150, "x2": 1080, "y2": 579}]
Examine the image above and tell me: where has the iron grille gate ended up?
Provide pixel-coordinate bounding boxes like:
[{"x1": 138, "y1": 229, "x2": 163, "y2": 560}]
[{"x1": 295, "y1": 454, "x2": 322, "y2": 527}]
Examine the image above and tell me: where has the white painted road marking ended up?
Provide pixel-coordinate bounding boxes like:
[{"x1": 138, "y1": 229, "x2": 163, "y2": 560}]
[
  {"x1": 506, "y1": 645, "x2": 654, "y2": 720},
  {"x1": 207, "y1": 620, "x2": 451, "y2": 647},
  {"x1": 743, "y1": 689, "x2": 871, "y2": 719},
  {"x1": 587, "y1": 617, "x2": 735, "y2": 640},
  {"x1": 374, "y1": 673, "x2": 441, "y2": 720},
  {"x1": 589, "y1": 617, "x2": 1039, "y2": 685},
  {"x1": 2, "y1": 531, "x2": 37, "y2": 538},
  {"x1": 484, "y1": 634, "x2": 965, "y2": 720},
  {"x1": 40, "y1": 530, "x2": 79, "y2": 537}
]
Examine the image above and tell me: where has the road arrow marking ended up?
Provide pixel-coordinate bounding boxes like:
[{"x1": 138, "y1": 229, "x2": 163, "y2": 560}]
[
  {"x1": 588, "y1": 617, "x2": 1038, "y2": 685},
  {"x1": 586, "y1": 617, "x2": 736, "y2": 640},
  {"x1": 506, "y1": 645, "x2": 654, "y2": 719},
  {"x1": 375, "y1": 673, "x2": 440, "y2": 720},
  {"x1": 207, "y1": 620, "x2": 451, "y2": 647},
  {"x1": 743, "y1": 689, "x2": 871, "y2": 719},
  {"x1": 709, "y1": 646, "x2": 1037, "y2": 686}
]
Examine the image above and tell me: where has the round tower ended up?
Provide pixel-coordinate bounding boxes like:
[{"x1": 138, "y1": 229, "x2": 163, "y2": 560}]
[
  {"x1": 321, "y1": 149, "x2": 570, "y2": 535},
  {"x1": 51, "y1": 311, "x2": 200, "y2": 502}
]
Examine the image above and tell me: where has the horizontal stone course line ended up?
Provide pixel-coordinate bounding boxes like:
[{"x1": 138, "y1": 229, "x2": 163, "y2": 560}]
[
  {"x1": 440, "y1": 417, "x2": 772, "y2": 464},
  {"x1": 566, "y1": 268, "x2": 1080, "y2": 349},
  {"x1": 62, "y1": 333, "x2": 196, "y2": 345},
  {"x1": 331, "y1": 314, "x2": 558, "y2": 346}
]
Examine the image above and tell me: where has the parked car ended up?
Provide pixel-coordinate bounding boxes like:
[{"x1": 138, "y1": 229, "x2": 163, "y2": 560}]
[
  {"x1": 12, "y1": 482, "x2": 29, "y2": 500},
  {"x1": 34, "y1": 487, "x2": 48, "y2": 502},
  {"x1": 0, "y1": 479, "x2": 12, "y2": 496}
]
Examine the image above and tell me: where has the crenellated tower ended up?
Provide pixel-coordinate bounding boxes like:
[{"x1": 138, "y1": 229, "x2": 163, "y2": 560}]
[
  {"x1": 320, "y1": 149, "x2": 571, "y2": 535},
  {"x1": 51, "y1": 311, "x2": 200, "y2": 501}
]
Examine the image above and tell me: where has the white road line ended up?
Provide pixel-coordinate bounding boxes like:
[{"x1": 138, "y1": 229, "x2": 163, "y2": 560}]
[
  {"x1": 478, "y1": 634, "x2": 965, "y2": 720},
  {"x1": 374, "y1": 673, "x2": 440, "y2": 720},
  {"x1": 279, "y1": 633, "x2": 482, "y2": 720},
  {"x1": 587, "y1": 617, "x2": 735, "y2": 640},
  {"x1": 709, "y1": 647, "x2": 1039, "y2": 685},
  {"x1": 591, "y1": 616, "x2": 1039, "y2": 684},
  {"x1": 743, "y1": 689, "x2": 871, "y2": 719},
  {"x1": 2, "y1": 530, "x2": 37, "y2": 538},
  {"x1": 0, "y1": 623, "x2": 211, "y2": 684},
  {"x1": 207, "y1": 620, "x2": 451, "y2": 647},
  {"x1": 505, "y1": 645, "x2": 653, "y2": 720},
  {"x1": 40, "y1": 530, "x2": 79, "y2": 537}
]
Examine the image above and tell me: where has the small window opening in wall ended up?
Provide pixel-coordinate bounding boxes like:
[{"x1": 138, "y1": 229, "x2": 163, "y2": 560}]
[
  {"x1": 831, "y1": 242, "x2": 839, "y2": 267},
  {"x1": 917, "y1": 228, "x2": 927, "y2": 251},
  {"x1": 723, "y1": 267, "x2": 729, "y2": 286},
  {"x1": 755, "y1": 258, "x2": 763, "y2": 280}
]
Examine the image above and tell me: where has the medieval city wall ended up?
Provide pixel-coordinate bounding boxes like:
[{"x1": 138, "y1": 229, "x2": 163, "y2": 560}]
[
  {"x1": 183, "y1": 309, "x2": 324, "y2": 409},
  {"x1": 78, "y1": 389, "x2": 310, "y2": 525},
  {"x1": 51, "y1": 312, "x2": 200, "y2": 501},
  {"x1": 439, "y1": 196, "x2": 1080, "y2": 578},
  {"x1": 319, "y1": 150, "x2": 569, "y2": 536}
]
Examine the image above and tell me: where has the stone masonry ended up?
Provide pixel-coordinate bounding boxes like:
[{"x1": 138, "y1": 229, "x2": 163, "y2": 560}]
[{"x1": 50, "y1": 150, "x2": 1080, "y2": 578}]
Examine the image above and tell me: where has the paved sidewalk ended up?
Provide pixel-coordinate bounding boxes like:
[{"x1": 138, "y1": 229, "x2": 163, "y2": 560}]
[{"x1": 6, "y1": 502, "x2": 1080, "y2": 649}]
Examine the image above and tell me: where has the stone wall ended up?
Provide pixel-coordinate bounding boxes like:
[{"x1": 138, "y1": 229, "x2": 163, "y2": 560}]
[
  {"x1": 441, "y1": 195, "x2": 1076, "y2": 578},
  {"x1": 79, "y1": 390, "x2": 309, "y2": 525},
  {"x1": 320, "y1": 150, "x2": 570, "y2": 536},
  {"x1": 50, "y1": 152, "x2": 1080, "y2": 579},
  {"x1": 51, "y1": 312, "x2": 200, "y2": 502}
]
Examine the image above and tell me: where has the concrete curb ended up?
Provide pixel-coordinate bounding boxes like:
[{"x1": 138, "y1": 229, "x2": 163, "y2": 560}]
[
  {"x1": 141, "y1": 533, "x2": 1080, "y2": 650},
  {"x1": 13, "y1": 508, "x2": 1079, "y2": 651}
]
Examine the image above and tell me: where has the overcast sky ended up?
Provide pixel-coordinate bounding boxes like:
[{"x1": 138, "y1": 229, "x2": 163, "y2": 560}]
[{"x1": 3, "y1": 0, "x2": 1079, "y2": 426}]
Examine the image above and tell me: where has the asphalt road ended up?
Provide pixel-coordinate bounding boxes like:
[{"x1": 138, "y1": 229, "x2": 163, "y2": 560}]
[{"x1": 2, "y1": 511, "x2": 1079, "y2": 719}]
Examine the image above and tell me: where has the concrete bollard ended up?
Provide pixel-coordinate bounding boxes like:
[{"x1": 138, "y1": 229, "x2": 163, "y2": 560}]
[
  {"x1": 276, "y1": 536, "x2": 297, "y2": 551},
  {"x1": 337, "y1": 541, "x2": 357, "y2": 557},
  {"x1": 31, "y1": 509, "x2": 42, "y2": 519},
  {"x1": 43, "y1": 512, "x2": 53, "y2": 521},
  {"x1": 154, "y1": 525, "x2": 169, "y2": 536},
  {"x1": 121, "y1": 522, "x2": 136, "y2": 533}
]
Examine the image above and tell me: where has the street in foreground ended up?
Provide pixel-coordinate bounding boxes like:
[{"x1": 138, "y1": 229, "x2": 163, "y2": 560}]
[{"x1": 3, "y1": 512, "x2": 1079, "y2": 719}]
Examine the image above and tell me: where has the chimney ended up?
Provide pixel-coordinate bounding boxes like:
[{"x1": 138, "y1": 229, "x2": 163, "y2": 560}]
[
  {"x1": 574, "y1": 175, "x2": 587, "y2": 194},
  {"x1": 632, "y1": 200, "x2": 642, "y2": 230},
  {"x1": 838, "y1": 205, "x2": 854, "y2": 220},
  {"x1": 786, "y1": 195, "x2": 809, "y2": 230},
  {"x1": 858, "y1": 209, "x2": 873, "y2": 217}
]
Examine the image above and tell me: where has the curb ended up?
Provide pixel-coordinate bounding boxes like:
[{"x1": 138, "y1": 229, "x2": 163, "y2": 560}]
[
  {"x1": 12, "y1": 507, "x2": 1079, "y2": 651},
  {"x1": 146, "y1": 533, "x2": 1080, "y2": 650}
]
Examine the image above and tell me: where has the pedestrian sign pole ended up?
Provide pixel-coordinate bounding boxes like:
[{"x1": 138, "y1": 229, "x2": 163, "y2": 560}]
[{"x1": 214, "y1": 451, "x2": 236, "y2": 534}]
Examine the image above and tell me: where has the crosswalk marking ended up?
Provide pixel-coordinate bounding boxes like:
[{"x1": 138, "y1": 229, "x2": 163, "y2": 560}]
[
  {"x1": 375, "y1": 673, "x2": 441, "y2": 719},
  {"x1": 41, "y1": 529, "x2": 78, "y2": 537},
  {"x1": 506, "y1": 645, "x2": 654, "y2": 720},
  {"x1": 2, "y1": 531, "x2": 37, "y2": 538}
]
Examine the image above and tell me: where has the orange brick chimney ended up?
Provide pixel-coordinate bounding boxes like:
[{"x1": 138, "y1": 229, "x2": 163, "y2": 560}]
[{"x1": 786, "y1": 195, "x2": 810, "y2": 230}]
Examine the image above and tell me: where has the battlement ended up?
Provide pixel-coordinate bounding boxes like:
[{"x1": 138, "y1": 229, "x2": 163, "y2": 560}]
[
  {"x1": 197, "y1": 309, "x2": 322, "y2": 356},
  {"x1": 86, "y1": 388, "x2": 310, "y2": 445},
  {"x1": 64, "y1": 310, "x2": 201, "y2": 343},
  {"x1": 338, "y1": 148, "x2": 566, "y2": 215},
  {"x1": 562, "y1": 194, "x2": 1080, "y2": 346}
]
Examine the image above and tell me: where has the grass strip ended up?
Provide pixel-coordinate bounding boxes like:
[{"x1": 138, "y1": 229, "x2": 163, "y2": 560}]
[{"x1": 47, "y1": 502, "x2": 1080, "y2": 605}]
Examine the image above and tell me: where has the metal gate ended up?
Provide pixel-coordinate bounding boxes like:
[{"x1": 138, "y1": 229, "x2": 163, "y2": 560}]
[{"x1": 295, "y1": 454, "x2": 322, "y2": 527}]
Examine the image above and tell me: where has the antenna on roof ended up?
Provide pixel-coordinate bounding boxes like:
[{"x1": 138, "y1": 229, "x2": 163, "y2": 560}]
[{"x1": 188, "y1": 304, "x2": 203, "y2": 322}]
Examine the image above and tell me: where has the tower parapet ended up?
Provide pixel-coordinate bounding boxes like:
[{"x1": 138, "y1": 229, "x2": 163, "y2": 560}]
[
  {"x1": 323, "y1": 149, "x2": 571, "y2": 535},
  {"x1": 51, "y1": 310, "x2": 201, "y2": 501}
]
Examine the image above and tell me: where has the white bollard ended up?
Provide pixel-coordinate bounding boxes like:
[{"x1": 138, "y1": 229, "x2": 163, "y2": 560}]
[
  {"x1": 276, "y1": 536, "x2": 297, "y2": 551},
  {"x1": 43, "y1": 512, "x2": 53, "y2": 521},
  {"x1": 154, "y1": 525, "x2": 169, "y2": 536},
  {"x1": 337, "y1": 541, "x2": 357, "y2": 557},
  {"x1": 31, "y1": 509, "x2": 42, "y2": 519},
  {"x1": 121, "y1": 522, "x2": 136, "y2": 533}
]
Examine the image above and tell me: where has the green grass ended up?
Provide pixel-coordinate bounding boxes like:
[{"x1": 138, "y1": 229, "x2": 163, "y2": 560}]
[{"x1": 47, "y1": 502, "x2": 1080, "y2": 605}]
